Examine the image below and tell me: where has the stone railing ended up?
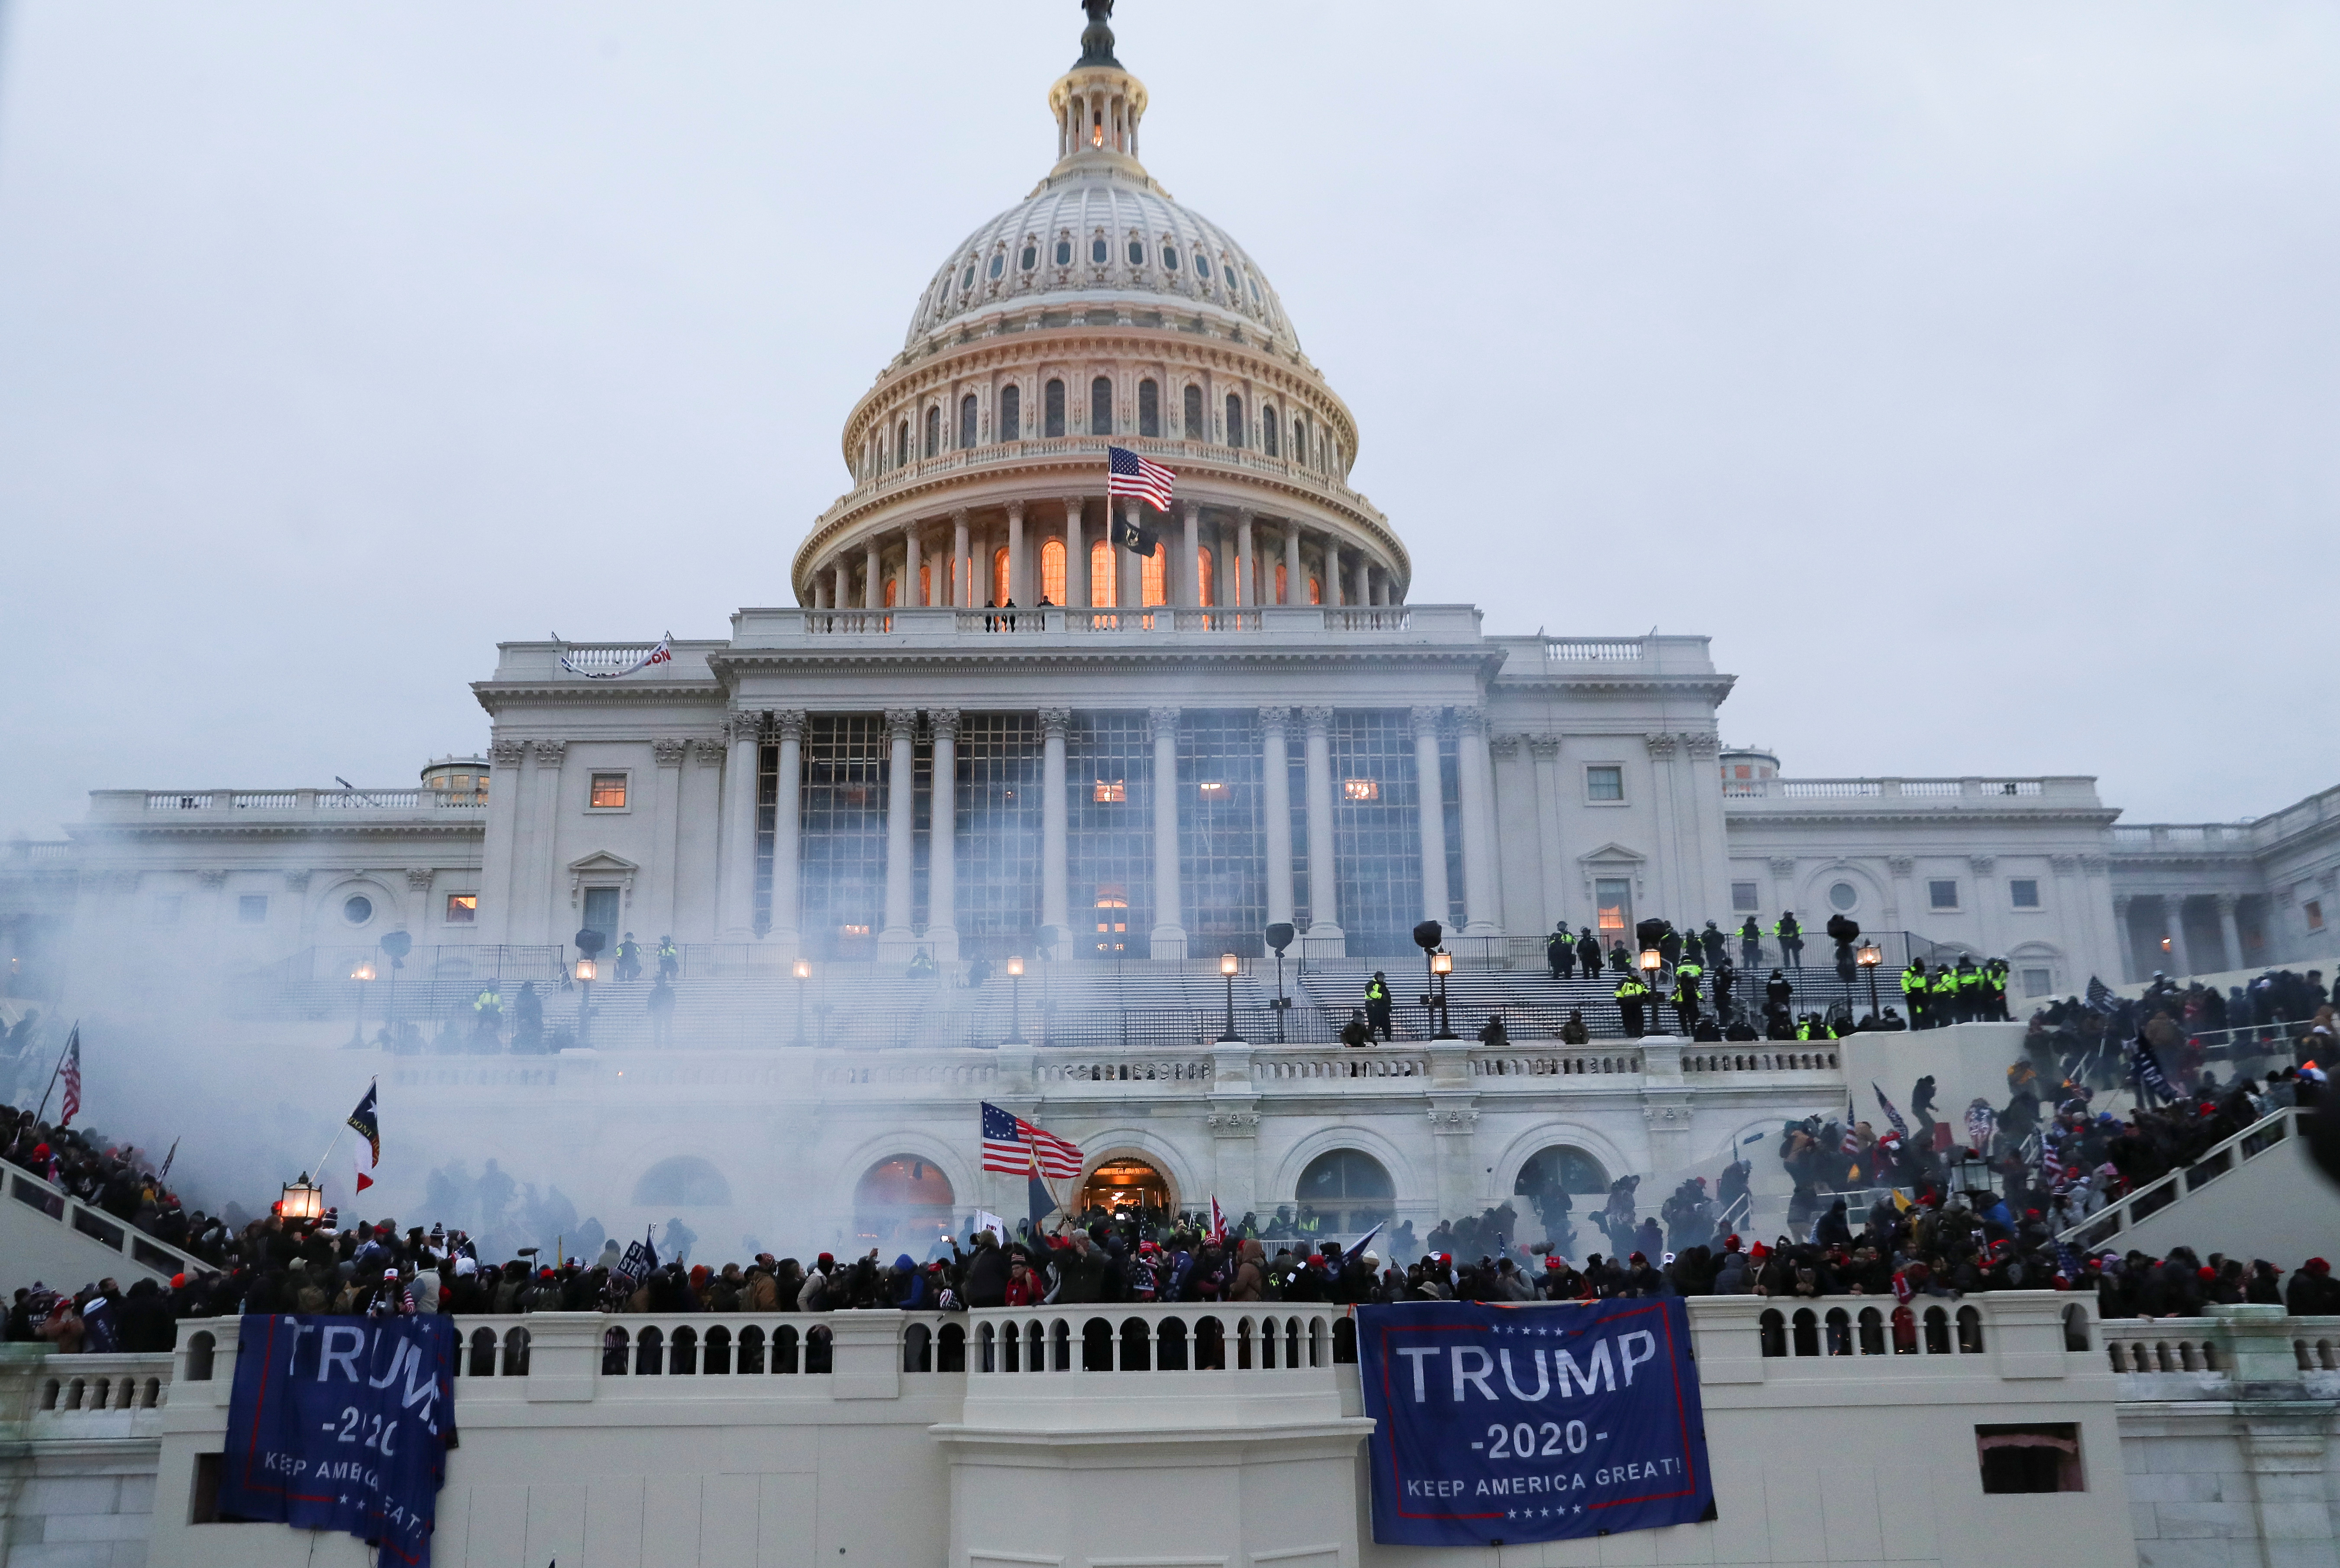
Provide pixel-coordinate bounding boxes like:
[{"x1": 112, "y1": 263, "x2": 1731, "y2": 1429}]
[
  {"x1": 735, "y1": 603, "x2": 1475, "y2": 643},
  {"x1": 92, "y1": 788, "x2": 485, "y2": 820},
  {"x1": 2098, "y1": 1307, "x2": 2340, "y2": 1401},
  {"x1": 1723, "y1": 776, "x2": 2095, "y2": 806},
  {"x1": 2057, "y1": 1107, "x2": 2296, "y2": 1251},
  {"x1": 3, "y1": 1165, "x2": 212, "y2": 1279}
]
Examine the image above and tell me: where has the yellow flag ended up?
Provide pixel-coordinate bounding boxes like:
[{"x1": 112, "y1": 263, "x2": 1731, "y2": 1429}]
[{"x1": 1891, "y1": 1188, "x2": 1911, "y2": 1213}]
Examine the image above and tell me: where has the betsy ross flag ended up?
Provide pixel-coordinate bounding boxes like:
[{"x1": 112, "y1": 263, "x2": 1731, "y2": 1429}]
[
  {"x1": 346, "y1": 1082, "x2": 380, "y2": 1193},
  {"x1": 1107, "y1": 445, "x2": 1174, "y2": 513},
  {"x1": 980, "y1": 1102, "x2": 1083, "y2": 1178},
  {"x1": 57, "y1": 1026, "x2": 81, "y2": 1128}
]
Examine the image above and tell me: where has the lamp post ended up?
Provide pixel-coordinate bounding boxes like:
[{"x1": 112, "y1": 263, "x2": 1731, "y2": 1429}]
[
  {"x1": 1637, "y1": 948, "x2": 1662, "y2": 1035},
  {"x1": 1856, "y1": 940, "x2": 1883, "y2": 1023},
  {"x1": 1217, "y1": 953, "x2": 1243, "y2": 1042},
  {"x1": 574, "y1": 957, "x2": 597, "y2": 1051},
  {"x1": 1005, "y1": 955, "x2": 1026, "y2": 1045},
  {"x1": 792, "y1": 959, "x2": 811, "y2": 1046},
  {"x1": 348, "y1": 961, "x2": 376, "y2": 1048},
  {"x1": 1429, "y1": 950, "x2": 1456, "y2": 1039},
  {"x1": 1264, "y1": 922, "x2": 1294, "y2": 1044},
  {"x1": 280, "y1": 1173, "x2": 324, "y2": 1224}
]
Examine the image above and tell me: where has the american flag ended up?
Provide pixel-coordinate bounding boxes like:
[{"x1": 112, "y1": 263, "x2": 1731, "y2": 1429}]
[
  {"x1": 980, "y1": 1101, "x2": 1084, "y2": 1178},
  {"x1": 1107, "y1": 445, "x2": 1174, "y2": 513},
  {"x1": 57, "y1": 1025, "x2": 81, "y2": 1128}
]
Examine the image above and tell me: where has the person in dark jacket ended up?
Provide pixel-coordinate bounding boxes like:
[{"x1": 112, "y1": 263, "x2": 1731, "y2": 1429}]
[
  {"x1": 1576, "y1": 928, "x2": 1603, "y2": 977},
  {"x1": 957, "y1": 1231, "x2": 1010, "y2": 1308},
  {"x1": 1365, "y1": 973, "x2": 1394, "y2": 1042}
]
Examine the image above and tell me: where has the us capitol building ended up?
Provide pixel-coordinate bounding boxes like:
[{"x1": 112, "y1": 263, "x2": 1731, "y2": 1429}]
[{"x1": 7, "y1": 5, "x2": 2337, "y2": 1247}]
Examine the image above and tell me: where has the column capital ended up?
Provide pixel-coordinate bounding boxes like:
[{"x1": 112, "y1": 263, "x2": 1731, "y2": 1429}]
[
  {"x1": 1681, "y1": 732, "x2": 1720, "y2": 758},
  {"x1": 1488, "y1": 732, "x2": 1522, "y2": 758},
  {"x1": 1887, "y1": 855, "x2": 1915, "y2": 875},
  {"x1": 884, "y1": 707, "x2": 920, "y2": 738},
  {"x1": 533, "y1": 738, "x2": 569, "y2": 764},
  {"x1": 404, "y1": 867, "x2": 436, "y2": 892},
  {"x1": 1968, "y1": 854, "x2": 1996, "y2": 874},
  {"x1": 1768, "y1": 857, "x2": 1797, "y2": 878},
  {"x1": 1644, "y1": 732, "x2": 1678, "y2": 758},
  {"x1": 1410, "y1": 705, "x2": 1444, "y2": 739},
  {"x1": 1060, "y1": 496, "x2": 1086, "y2": 516},
  {"x1": 928, "y1": 708, "x2": 961, "y2": 740},
  {"x1": 2049, "y1": 854, "x2": 2080, "y2": 874},
  {"x1": 1038, "y1": 707, "x2": 1073, "y2": 736},
  {"x1": 1300, "y1": 705, "x2": 1336, "y2": 733},
  {"x1": 1182, "y1": 500, "x2": 1201, "y2": 520},
  {"x1": 901, "y1": 519, "x2": 921, "y2": 540},
  {"x1": 1257, "y1": 705, "x2": 1291, "y2": 731},
  {"x1": 1006, "y1": 500, "x2": 1025, "y2": 522},
  {"x1": 694, "y1": 737, "x2": 727, "y2": 767},
  {"x1": 2079, "y1": 854, "x2": 2108, "y2": 875},
  {"x1": 489, "y1": 738, "x2": 527, "y2": 768},
  {"x1": 2113, "y1": 894, "x2": 2133, "y2": 914},
  {"x1": 722, "y1": 712, "x2": 762, "y2": 745},
  {"x1": 1454, "y1": 706, "x2": 1489, "y2": 738},
  {"x1": 772, "y1": 709, "x2": 807, "y2": 740},
  {"x1": 950, "y1": 507, "x2": 972, "y2": 526},
  {"x1": 1148, "y1": 705, "x2": 1181, "y2": 739},
  {"x1": 652, "y1": 738, "x2": 688, "y2": 767},
  {"x1": 2212, "y1": 890, "x2": 2240, "y2": 914},
  {"x1": 1527, "y1": 735, "x2": 1562, "y2": 758},
  {"x1": 1234, "y1": 507, "x2": 1255, "y2": 526}
]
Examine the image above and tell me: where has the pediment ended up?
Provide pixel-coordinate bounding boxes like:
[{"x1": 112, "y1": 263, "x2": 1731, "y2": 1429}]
[
  {"x1": 1575, "y1": 842, "x2": 1646, "y2": 866},
  {"x1": 568, "y1": 851, "x2": 640, "y2": 876}
]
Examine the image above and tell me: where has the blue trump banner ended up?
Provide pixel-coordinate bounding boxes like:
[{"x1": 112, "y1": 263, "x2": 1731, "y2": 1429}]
[
  {"x1": 1356, "y1": 1298, "x2": 1713, "y2": 1548},
  {"x1": 216, "y1": 1315, "x2": 459, "y2": 1566}
]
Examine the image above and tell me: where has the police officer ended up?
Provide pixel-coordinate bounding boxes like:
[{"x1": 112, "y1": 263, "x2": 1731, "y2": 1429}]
[
  {"x1": 1547, "y1": 923, "x2": 1574, "y2": 981},
  {"x1": 1930, "y1": 961, "x2": 1959, "y2": 1025},
  {"x1": 1672, "y1": 955, "x2": 1703, "y2": 1035},
  {"x1": 1764, "y1": 969, "x2": 1794, "y2": 1039},
  {"x1": 1901, "y1": 958, "x2": 1929, "y2": 1030},
  {"x1": 1614, "y1": 973, "x2": 1649, "y2": 1039},
  {"x1": 1700, "y1": 920, "x2": 1727, "y2": 971},
  {"x1": 1576, "y1": 926, "x2": 1603, "y2": 978},
  {"x1": 1955, "y1": 955, "x2": 1982, "y2": 1024},
  {"x1": 473, "y1": 984, "x2": 503, "y2": 1045},
  {"x1": 1772, "y1": 911, "x2": 1804, "y2": 968},
  {"x1": 1983, "y1": 957, "x2": 2009, "y2": 1022},
  {"x1": 1739, "y1": 915, "x2": 1764, "y2": 968},
  {"x1": 1658, "y1": 924, "x2": 1684, "y2": 968},
  {"x1": 656, "y1": 934, "x2": 679, "y2": 982},
  {"x1": 1365, "y1": 971, "x2": 1394, "y2": 1042},
  {"x1": 614, "y1": 931, "x2": 642, "y2": 983}
]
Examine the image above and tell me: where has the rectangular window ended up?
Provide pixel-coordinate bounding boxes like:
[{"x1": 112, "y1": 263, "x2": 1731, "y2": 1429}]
[
  {"x1": 2308, "y1": 900, "x2": 2326, "y2": 933},
  {"x1": 589, "y1": 772, "x2": 628, "y2": 809},
  {"x1": 1975, "y1": 1423, "x2": 2083, "y2": 1494},
  {"x1": 2010, "y1": 878, "x2": 2041, "y2": 909},
  {"x1": 151, "y1": 894, "x2": 182, "y2": 925},
  {"x1": 799, "y1": 716, "x2": 886, "y2": 955},
  {"x1": 1929, "y1": 879, "x2": 1960, "y2": 910},
  {"x1": 1731, "y1": 881, "x2": 1760, "y2": 913},
  {"x1": 2022, "y1": 967, "x2": 2053, "y2": 998},
  {"x1": 1595, "y1": 878, "x2": 1632, "y2": 936},
  {"x1": 1586, "y1": 765, "x2": 1624, "y2": 802},
  {"x1": 1179, "y1": 712, "x2": 1267, "y2": 955},
  {"x1": 1343, "y1": 778, "x2": 1379, "y2": 801},
  {"x1": 236, "y1": 894, "x2": 268, "y2": 924},
  {"x1": 1327, "y1": 711, "x2": 1424, "y2": 957},
  {"x1": 1093, "y1": 780, "x2": 1127, "y2": 803},
  {"x1": 445, "y1": 894, "x2": 478, "y2": 924},
  {"x1": 955, "y1": 713, "x2": 1041, "y2": 957},
  {"x1": 1068, "y1": 713, "x2": 1155, "y2": 956},
  {"x1": 999, "y1": 384, "x2": 1020, "y2": 441},
  {"x1": 1138, "y1": 379, "x2": 1160, "y2": 437}
]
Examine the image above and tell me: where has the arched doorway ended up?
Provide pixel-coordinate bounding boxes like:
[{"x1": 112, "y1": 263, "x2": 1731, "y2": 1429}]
[
  {"x1": 1294, "y1": 1149, "x2": 1394, "y2": 1237},
  {"x1": 853, "y1": 1156, "x2": 956, "y2": 1254},
  {"x1": 1513, "y1": 1145, "x2": 1610, "y2": 1255},
  {"x1": 1072, "y1": 1157, "x2": 1172, "y2": 1224}
]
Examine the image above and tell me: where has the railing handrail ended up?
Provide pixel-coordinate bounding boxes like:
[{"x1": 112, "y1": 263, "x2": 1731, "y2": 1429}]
[
  {"x1": 3, "y1": 1165, "x2": 215, "y2": 1279},
  {"x1": 2055, "y1": 1106, "x2": 2298, "y2": 1249}
]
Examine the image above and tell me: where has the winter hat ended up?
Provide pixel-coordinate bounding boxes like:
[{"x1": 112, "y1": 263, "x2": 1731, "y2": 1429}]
[
  {"x1": 1723, "y1": 1235, "x2": 1742, "y2": 1252},
  {"x1": 170, "y1": 1274, "x2": 186, "y2": 1290},
  {"x1": 1749, "y1": 1242, "x2": 1770, "y2": 1260}
]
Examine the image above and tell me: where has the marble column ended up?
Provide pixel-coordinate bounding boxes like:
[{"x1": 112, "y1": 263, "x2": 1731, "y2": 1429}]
[
  {"x1": 2165, "y1": 896, "x2": 2195, "y2": 977},
  {"x1": 2113, "y1": 894, "x2": 2135, "y2": 982},
  {"x1": 1212, "y1": 523, "x2": 1235, "y2": 613},
  {"x1": 926, "y1": 710, "x2": 959, "y2": 960},
  {"x1": 1325, "y1": 539, "x2": 1344, "y2": 607},
  {"x1": 830, "y1": 562, "x2": 848, "y2": 612},
  {"x1": 532, "y1": 739, "x2": 568, "y2": 945},
  {"x1": 1301, "y1": 706, "x2": 1342, "y2": 945},
  {"x1": 1283, "y1": 525, "x2": 1303, "y2": 606},
  {"x1": 863, "y1": 539, "x2": 882, "y2": 611},
  {"x1": 2214, "y1": 893, "x2": 2243, "y2": 974},
  {"x1": 649, "y1": 737, "x2": 687, "y2": 940},
  {"x1": 1454, "y1": 707, "x2": 1500, "y2": 937},
  {"x1": 1062, "y1": 499, "x2": 1087, "y2": 612},
  {"x1": 1180, "y1": 501, "x2": 1202, "y2": 607},
  {"x1": 718, "y1": 717, "x2": 759, "y2": 940},
  {"x1": 1261, "y1": 707, "x2": 1295, "y2": 929},
  {"x1": 1006, "y1": 503, "x2": 1026, "y2": 609},
  {"x1": 879, "y1": 708, "x2": 918, "y2": 955},
  {"x1": 902, "y1": 524, "x2": 922, "y2": 607},
  {"x1": 1236, "y1": 510, "x2": 1255, "y2": 608},
  {"x1": 1412, "y1": 706, "x2": 1451, "y2": 926},
  {"x1": 952, "y1": 509, "x2": 971, "y2": 609},
  {"x1": 1351, "y1": 552, "x2": 1369, "y2": 610},
  {"x1": 811, "y1": 576, "x2": 828, "y2": 611},
  {"x1": 1149, "y1": 706, "x2": 1186, "y2": 958},
  {"x1": 1040, "y1": 708, "x2": 1071, "y2": 953},
  {"x1": 479, "y1": 738, "x2": 528, "y2": 945},
  {"x1": 770, "y1": 712, "x2": 804, "y2": 952}
]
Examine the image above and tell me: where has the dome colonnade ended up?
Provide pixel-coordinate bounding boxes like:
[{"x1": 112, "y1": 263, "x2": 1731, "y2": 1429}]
[{"x1": 791, "y1": 21, "x2": 1406, "y2": 620}]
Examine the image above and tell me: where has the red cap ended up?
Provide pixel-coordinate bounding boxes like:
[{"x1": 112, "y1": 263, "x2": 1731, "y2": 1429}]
[
  {"x1": 170, "y1": 1274, "x2": 186, "y2": 1289},
  {"x1": 1544, "y1": 1257, "x2": 1563, "y2": 1269},
  {"x1": 1438, "y1": 1253, "x2": 1452, "y2": 1265}
]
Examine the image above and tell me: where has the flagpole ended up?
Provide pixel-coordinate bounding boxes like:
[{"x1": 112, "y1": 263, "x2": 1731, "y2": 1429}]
[
  {"x1": 31, "y1": 1022, "x2": 77, "y2": 1125},
  {"x1": 317, "y1": 1075, "x2": 376, "y2": 1176}
]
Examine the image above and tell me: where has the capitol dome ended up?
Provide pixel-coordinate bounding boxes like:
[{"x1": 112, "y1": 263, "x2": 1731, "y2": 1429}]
[{"x1": 904, "y1": 176, "x2": 1300, "y2": 355}]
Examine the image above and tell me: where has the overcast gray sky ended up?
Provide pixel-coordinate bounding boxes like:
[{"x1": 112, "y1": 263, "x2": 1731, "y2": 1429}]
[{"x1": 2, "y1": 2, "x2": 2334, "y2": 839}]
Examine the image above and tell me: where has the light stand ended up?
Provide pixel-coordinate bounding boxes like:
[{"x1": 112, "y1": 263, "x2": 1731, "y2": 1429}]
[
  {"x1": 1265, "y1": 922, "x2": 1294, "y2": 1043},
  {"x1": 574, "y1": 957, "x2": 597, "y2": 1051},
  {"x1": 1005, "y1": 955, "x2": 1026, "y2": 1045},
  {"x1": 793, "y1": 959, "x2": 811, "y2": 1046},
  {"x1": 1217, "y1": 953, "x2": 1243, "y2": 1042},
  {"x1": 1857, "y1": 940, "x2": 1883, "y2": 1023},
  {"x1": 1430, "y1": 951, "x2": 1456, "y2": 1039},
  {"x1": 347, "y1": 961, "x2": 375, "y2": 1048}
]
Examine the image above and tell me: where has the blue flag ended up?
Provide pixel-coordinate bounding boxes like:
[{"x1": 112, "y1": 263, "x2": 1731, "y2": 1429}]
[
  {"x1": 217, "y1": 1314, "x2": 458, "y2": 1566},
  {"x1": 1356, "y1": 1298, "x2": 1713, "y2": 1548}
]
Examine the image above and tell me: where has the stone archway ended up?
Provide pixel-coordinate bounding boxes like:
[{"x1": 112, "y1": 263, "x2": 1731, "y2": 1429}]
[
  {"x1": 1072, "y1": 1156, "x2": 1174, "y2": 1224},
  {"x1": 853, "y1": 1155, "x2": 957, "y2": 1255}
]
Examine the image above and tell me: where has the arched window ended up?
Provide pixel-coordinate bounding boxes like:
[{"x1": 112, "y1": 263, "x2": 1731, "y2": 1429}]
[
  {"x1": 1296, "y1": 1149, "x2": 1395, "y2": 1234},
  {"x1": 959, "y1": 394, "x2": 977, "y2": 450},
  {"x1": 1092, "y1": 235, "x2": 1109, "y2": 265},
  {"x1": 1127, "y1": 236, "x2": 1144, "y2": 266},
  {"x1": 999, "y1": 384, "x2": 1020, "y2": 442},
  {"x1": 993, "y1": 547, "x2": 1012, "y2": 607},
  {"x1": 1041, "y1": 538, "x2": 1067, "y2": 605},
  {"x1": 1274, "y1": 561, "x2": 1288, "y2": 603},
  {"x1": 895, "y1": 420, "x2": 909, "y2": 468},
  {"x1": 1261, "y1": 406, "x2": 1279, "y2": 457},
  {"x1": 853, "y1": 1156, "x2": 956, "y2": 1242},
  {"x1": 1181, "y1": 384, "x2": 1204, "y2": 440},
  {"x1": 1090, "y1": 377, "x2": 1113, "y2": 436},
  {"x1": 1044, "y1": 379, "x2": 1066, "y2": 438},
  {"x1": 1089, "y1": 539, "x2": 1116, "y2": 607},
  {"x1": 632, "y1": 1157, "x2": 732, "y2": 1207},
  {"x1": 1197, "y1": 546, "x2": 1214, "y2": 608},
  {"x1": 924, "y1": 406, "x2": 940, "y2": 458},
  {"x1": 986, "y1": 253, "x2": 1003, "y2": 280},
  {"x1": 883, "y1": 577, "x2": 897, "y2": 607},
  {"x1": 1307, "y1": 574, "x2": 1321, "y2": 605},
  {"x1": 1055, "y1": 237, "x2": 1072, "y2": 266},
  {"x1": 1020, "y1": 242, "x2": 1037, "y2": 271},
  {"x1": 1161, "y1": 243, "x2": 1179, "y2": 271},
  {"x1": 1224, "y1": 393, "x2": 1244, "y2": 449},
  {"x1": 1138, "y1": 379, "x2": 1160, "y2": 438},
  {"x1": 1141, "y1": 542, "x2": 1166, "y2": 606},
  {"x1": 1293, "y1": 417, "x2": 1308, "y2": 466},
  {"x1": 1513, "y1": 1145, "x2": 1609, "y2": 1246},
  {"x1": 918, "y1": 562, "x2": 931, "y2": 606}
]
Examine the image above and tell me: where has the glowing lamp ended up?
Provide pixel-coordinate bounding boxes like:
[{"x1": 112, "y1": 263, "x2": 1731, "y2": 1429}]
[
  {"x1": 1430, "y1": 951, "x2": 1453, "y2": 976},
  {"x1": 575, "y1": 958, "x2": 597, "y2": 983},
  {"x1": 1220, "y1": 953, "x2": 1239, "y2": 977},
  {"x1": 280, "y1": 1173, "x2": 325, "y2": 1223}
]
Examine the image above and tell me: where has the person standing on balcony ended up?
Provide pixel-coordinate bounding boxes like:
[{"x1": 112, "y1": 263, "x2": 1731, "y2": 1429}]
[
  {"x1": 1772, "y1": 911, "x2": 1803, "y2": 967},
  {"x1": 614, "y1": 932, "x2": 642, "y2": 984},
  {"x1": 1576, "y1": 926, "x2": 1603, "y2": 978},
  {"x1": 1547, "y1": 924, "x2": 1574, "y2": 981},
  {"x1": 656, "y1": 935, "x2": 679, "y2": 981},
  {"x1": 1614, "y1": 973, "x2": 1649, "y2": 1039},
  {"x1": 1364, "y1": 972, "x2": 1393, "y2": 1041},
  {"x1": 1902, "y1": 958, "x2": 1930, "y2": 1029},
  {"x1": 1739, "y1": 916, "x2": 1764, "y2": 968},
  {"x1": 1673, "y1": 955, "x2": 1703, "y2": 1034},
  {"x1": 1931, "y1": 964, "x2": 1959, "y2": 1026},
  {"x1": 1701, "y1": 921, "x2": 1728, "y2": 970}
]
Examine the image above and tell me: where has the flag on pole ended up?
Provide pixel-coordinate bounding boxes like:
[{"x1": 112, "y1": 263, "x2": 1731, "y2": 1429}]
[
  {"x1": 158, "y1": 1137, "x2": 180, "y2": 1181},
  {"x1": 1838, "y1": 1098, "x2": 1860, "y2": 1156},
  {"x1": 2129, "y1": 1036, "x2": 2172, "y2": 1100},
  {"x1": 1026, "y1": 1141, "x2": 1059, "y2": 1232},
  {"x1": 616, "y1": 1227, "x2": 659, "y2": 1290},
  {"x1": 1210, "y1": 1196, "x2": 1227, "y2": 1246},
  {"x1": 980, "y1": 1102, "x2": 1083, "y2": 1177},
  {"x1": 57, "y1": 1026, "x2": 81, "y2": 1128},
  {"x1": 1348, "y1": 1219, "x2": 1386, "y2": 1260},
  {"x1": 1106, "y1": 445, "x2": 1174, "y2": 513},
  {"x1": 2084, "y1": 975, "x2": 2117, "y2": 1015},
  {"x1": 346, "y1": 1082, "x2": 380, "y2": 1193},
  {"x1": 559, "y1": 633, "x2": 673, "y2": 681},
  {"x1": 1872, "y1": 1081, "x2": 1910, "y2": 1140}
]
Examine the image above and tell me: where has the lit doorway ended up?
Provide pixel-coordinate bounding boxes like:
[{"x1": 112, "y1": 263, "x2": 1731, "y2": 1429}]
[{"x1": 1072, "y1": 1157, "x2": 1172, "y2": 1223}]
